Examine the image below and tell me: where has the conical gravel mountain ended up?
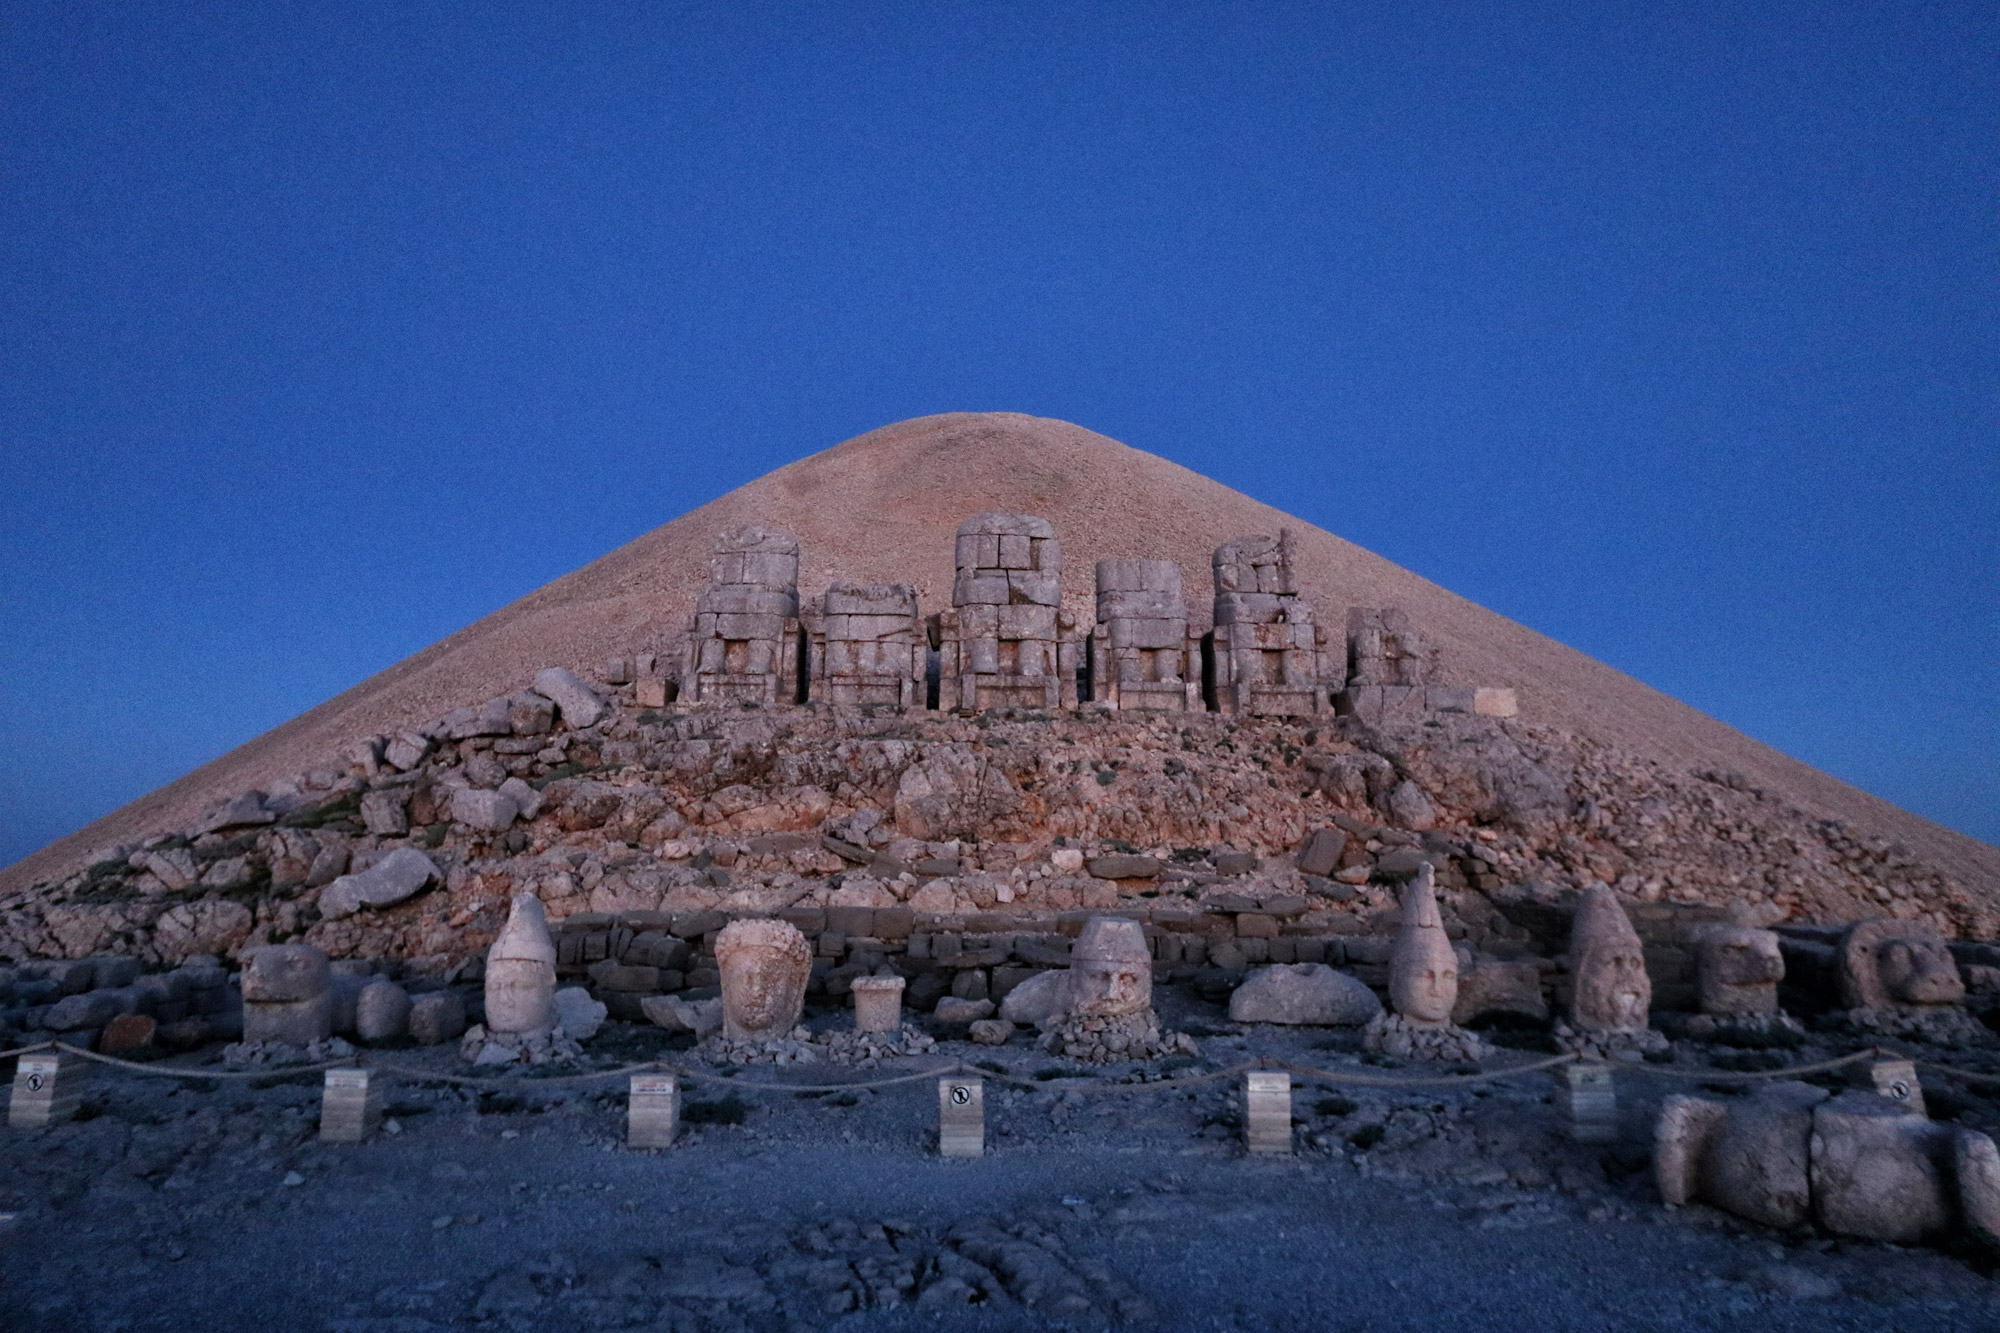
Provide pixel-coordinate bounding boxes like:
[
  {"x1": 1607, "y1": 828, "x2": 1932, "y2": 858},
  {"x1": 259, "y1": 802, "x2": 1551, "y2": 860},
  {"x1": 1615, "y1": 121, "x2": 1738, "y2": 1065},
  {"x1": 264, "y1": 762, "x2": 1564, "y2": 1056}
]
[{"x1": 4, "y1": 412, "x2": 1993, "y2": 899}]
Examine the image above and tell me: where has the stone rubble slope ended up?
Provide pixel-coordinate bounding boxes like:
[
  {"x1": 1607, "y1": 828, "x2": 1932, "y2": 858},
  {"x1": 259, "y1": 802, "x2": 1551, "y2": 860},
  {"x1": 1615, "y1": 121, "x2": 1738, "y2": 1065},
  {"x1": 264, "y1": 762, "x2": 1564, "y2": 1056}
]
[
  {"x1": 3, "y1": 660, "x2": 1987, "y2": 984},
  {"x1": 8, "y1": 412, "x2": 1993, "y2": 904}
]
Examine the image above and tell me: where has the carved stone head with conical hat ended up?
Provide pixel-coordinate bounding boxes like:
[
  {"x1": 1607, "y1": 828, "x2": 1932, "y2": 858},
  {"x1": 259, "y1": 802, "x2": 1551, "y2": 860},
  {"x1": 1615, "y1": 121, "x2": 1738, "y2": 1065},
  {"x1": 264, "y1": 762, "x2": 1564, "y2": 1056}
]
[
  {"x1": 1389, "y1": 863, "x2": 1459, "y2": 1026},
  {"x1": 485, "y1": 894, "x2": 557, "y2": 1034},
  {"x1": 1069, "y1": 916, "x2": 1152, "y2": 1017},
  {"x1": 1568, "y1": 885, "x2": 1651, "y2": 1033}
]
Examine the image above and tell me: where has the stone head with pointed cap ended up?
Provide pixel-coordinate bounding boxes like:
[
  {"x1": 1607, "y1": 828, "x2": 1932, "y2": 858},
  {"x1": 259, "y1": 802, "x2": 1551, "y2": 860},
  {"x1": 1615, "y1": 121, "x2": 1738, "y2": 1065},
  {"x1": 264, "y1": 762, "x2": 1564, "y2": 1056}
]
[
  {"x1": 1069, "y1": 916, "x2": 1152, "y2": 1017},
  {"x1": 1389, "y1": 863, "x2": 1459, "y2": 1026},
  {"x1": 485, "y1": 894, "x2": 557, "y2": 1034},
  {"x1": 1568, "y1": 886, "x2": 1652, "y2": 1033}
]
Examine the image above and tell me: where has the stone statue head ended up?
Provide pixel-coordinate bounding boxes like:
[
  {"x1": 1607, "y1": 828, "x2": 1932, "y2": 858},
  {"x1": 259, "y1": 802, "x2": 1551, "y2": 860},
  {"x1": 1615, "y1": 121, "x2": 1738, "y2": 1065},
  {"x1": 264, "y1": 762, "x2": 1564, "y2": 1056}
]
[
  {"x1": 1389, "y1": 864, "x2": 1459, "y2": 1026},
  {"x1": 241, "y1": 943, "x2": 331, "y2": 1003},
  {"x1": 1839, "y1": 918, "x2": 1965, "y2": 1011},
  {"x1": 485, "y1": 893, "x2": 557, "y2": 1034},
  {"x1": 1569, "y1": 886, "x2": 1651, "y2": 1033},
  {"x1": 1069, "y1": 916, "x2": 1152, "y2": 1018},
  {"x1": 1695, "y1": 925, "x2": 1785, "y2": 1017},
  {"x1": 715, "y1": 918, "x2": 812, "y2": 1040}
]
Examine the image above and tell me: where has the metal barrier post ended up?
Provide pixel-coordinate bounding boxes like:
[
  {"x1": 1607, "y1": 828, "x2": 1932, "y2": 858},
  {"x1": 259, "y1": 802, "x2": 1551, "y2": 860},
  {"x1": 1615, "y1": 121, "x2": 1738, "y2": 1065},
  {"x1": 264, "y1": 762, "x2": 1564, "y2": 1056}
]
[
  {"x1": 1244, "y1": 1070, "x2": 1292, "y2": 1155},
  {"x1": 1563, "y1": 1063, "x2": 1617, "y2": 1143},
  {"x1": 939, "y1": 1075, "x2": 984, "y2": 1157},
  {"x1": 9, "y1": 1052, "x2": 81, "y2": 1128},
  {"x1": 629, "y1": 1073, "x2": 680, "y2": 1148},
  {"x1": 319, "y1": 1068, "x2": 382, "y2": 1143}
]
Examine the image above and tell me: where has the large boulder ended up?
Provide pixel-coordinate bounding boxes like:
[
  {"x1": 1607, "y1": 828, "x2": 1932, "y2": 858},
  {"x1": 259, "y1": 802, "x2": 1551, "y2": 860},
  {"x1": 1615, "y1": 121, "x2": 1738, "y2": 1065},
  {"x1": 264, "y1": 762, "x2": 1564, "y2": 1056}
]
[
  {"x1": 317, "y1": 848, "x2": 439, "y2": 921},
  {"x1": 354, "y1": 980, "x2": 412, "y2": 1043},
  {"x1": 532, "y1": 667, "x2": 605, "y2": 729},
  {"x1": 552, "y1": 986, "x2": 606, "y2": 1042},
  {"x1": 152, "y1": 899, "x2": 254, "y2": 963},
  {"x1": 998, "y1": 968, "x2": 1070, "y2": 1028},
  {"x1": 1228, "y1": 963, "x2": 1382, "y2": 1026}
]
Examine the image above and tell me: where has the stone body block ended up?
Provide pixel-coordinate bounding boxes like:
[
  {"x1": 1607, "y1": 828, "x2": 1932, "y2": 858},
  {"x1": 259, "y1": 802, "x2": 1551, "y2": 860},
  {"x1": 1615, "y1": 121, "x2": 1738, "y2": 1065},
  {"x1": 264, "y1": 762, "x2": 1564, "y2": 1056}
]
[
  {"x1": 354, "y1": 980, "x2": 411, "y2": 1043},
  {"x1": 1810, "y1": 1093, "x2": 1955, "y2": 1242},
  {"x1": 683, "y1": 525, "x2": 804, "y2": 707},
  {"x1": 1208, "y1": 530, "x2": 1336, "y2": 716},
  {"x1": 810, "y1": 580, "x2": 923, "y2": 708},
  {"x1": 1091, "y1": 558, "x2": 1197, "y2": 711},
  {"x1": 1345, "y1": 607, "x2": 1440, "y2": 687},
  {"x1": 451, "y1": 786, "x2": 520, "y2": 832},
  {"x1": 938, "y1": 512, "x2": 1076, "y2": 712},
  {"x1": 408, "y1": 991, "x2": 467, "y2": 1046}
]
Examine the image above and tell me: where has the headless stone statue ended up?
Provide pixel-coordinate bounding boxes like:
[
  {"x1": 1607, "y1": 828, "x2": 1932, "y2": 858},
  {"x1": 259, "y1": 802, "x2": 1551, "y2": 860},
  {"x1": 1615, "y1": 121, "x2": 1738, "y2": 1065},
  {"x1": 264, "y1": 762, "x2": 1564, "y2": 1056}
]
[
  {"x1": 1555, "y1": 886, "x2": 1667, "y2": 1061},
  {"x1": 1364, "y1": 865, "x2": 1490, "y2": 1061},
  {"x1": 1039, "y1": 916, "x2": 1195, "y2": 1063}
]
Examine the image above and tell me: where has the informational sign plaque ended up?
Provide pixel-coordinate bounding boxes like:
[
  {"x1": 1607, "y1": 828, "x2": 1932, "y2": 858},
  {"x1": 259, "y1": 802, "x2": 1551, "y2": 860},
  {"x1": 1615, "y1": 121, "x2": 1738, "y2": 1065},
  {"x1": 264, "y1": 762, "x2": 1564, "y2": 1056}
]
[
  {"x1": 939, "y1": 1077, "x2": 984, "y2": 1157},
  {"x1": 1563, "y1": 1063, "x2": 1617, "y2": 1144},
  {"x1": 9, "y1": 1053, "x2": 80, "y2": 1129},
  {"x1": 320, "y1": 1067, "x2": 382, "y2": 1143},
  {"x1": 1243, "y1": 1071, "x2": 1292, "y2": 1155},
  {"x1": 629, "y1": 1073, "x2": 680, "y2": 1148}
]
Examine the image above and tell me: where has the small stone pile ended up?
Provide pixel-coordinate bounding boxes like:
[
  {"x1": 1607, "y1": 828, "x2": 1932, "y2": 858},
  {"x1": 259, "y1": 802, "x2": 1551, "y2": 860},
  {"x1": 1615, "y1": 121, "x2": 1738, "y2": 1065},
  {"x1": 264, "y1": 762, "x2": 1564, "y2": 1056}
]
[
  {"x1": 1360, "y1": 1012, "x2": 1487, "y2": 1063},
  {"x1": 460, "y1": 1022, "x2": 582, "y2": 1066},
  {"x1": 1038, "y1": 1008, "x2": 1197, "y2": 1063}
]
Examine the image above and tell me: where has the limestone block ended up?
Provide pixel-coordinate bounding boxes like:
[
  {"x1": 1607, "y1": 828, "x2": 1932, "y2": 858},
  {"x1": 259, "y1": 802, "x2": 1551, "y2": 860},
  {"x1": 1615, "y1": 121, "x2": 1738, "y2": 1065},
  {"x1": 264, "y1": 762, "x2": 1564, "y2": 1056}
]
[
  {"x1": 1006, "y1": 571, "x2": 1061, "y2": 606},
  {"x1": 696, "y1": 587, "x2": 797, "y2": 616},
  {"x1": 953, "y1": 575, "x2": 1011, "y2": 606},
  {"x1": 934, "y1": 996, "x2": 995, "y2": 1024},
  {"x1": 1227, "y1": 964, "x2": 1382, "y2": 1026},
  {"x1": 641, "y1": 993, "x2": 723, "y2": 1039},
  {"x1": 532, "y1": 667, "x2": 606, "y2": 729},
  {"x1": 1295, "y1": 828, "x2": 1347, "y2": 877},
  {"x1": 45, "y1": 991, "x2": 122, "y2": 1031},
  {"x1": 451, "y1": 786, "x2": 520, "y2": 832},
  {"x1": 383, "y1": 732, "x2": 433, "y2": 772},
  {"x1": 1451, "y1": 959, "x2": 1547, "y2": 1024},
  {"x1": 998, "y1": 968, "x2": 1071, "y2": 1027},
  {"x1": 497, "y1": 776, "x2": 544, "y2": 821},
  {"x1": 955, "y1": 533, "x2": 1000, "y2": 569},
  {"x1": 1086, "y1": 855, "x2": 1162, "y2": 880},
  {"x1": 354, "y1": 980, "x2": 411, "y2": 1043},
  {"x1": 1956, "y1": 1129, "x2": 2000, "y2": 1249},
  {"x1": 359, "y1": 788, "x2": 410, "y2": 836},
  {"x1": 553, "y1": 986, "x2": 607, "y2": 1041},
  {"x1": 1810, "y1": 1092, "x2": 1955, "y2": 1242},
  {"x1": 407, "y1": 991, "x2": 466, "y2": 1046},
  {"x1": 317, "y1": 847, "x2": 440, "y2": 921},
  {"x1": 1472, "y1": 687, "x2": 1518, "y2": 718}
]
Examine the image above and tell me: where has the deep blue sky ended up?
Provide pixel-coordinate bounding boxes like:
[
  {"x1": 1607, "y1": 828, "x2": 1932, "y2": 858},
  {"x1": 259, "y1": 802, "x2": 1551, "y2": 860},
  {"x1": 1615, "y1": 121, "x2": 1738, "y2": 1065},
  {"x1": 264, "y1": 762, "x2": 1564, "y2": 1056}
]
[{"x1": 3, "y1": 3, "x2": 1995, "y2": 868}]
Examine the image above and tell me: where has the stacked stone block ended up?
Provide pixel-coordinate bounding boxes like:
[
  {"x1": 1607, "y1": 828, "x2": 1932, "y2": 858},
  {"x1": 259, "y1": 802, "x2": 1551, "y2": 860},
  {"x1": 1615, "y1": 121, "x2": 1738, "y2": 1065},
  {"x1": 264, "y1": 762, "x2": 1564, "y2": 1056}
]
[
  {"x1": 1208, "y1": 530, "x2": 1340, "y2": 716},
  {"x1": 683, "y1": 525, "x2": 804, "y2": 706},
  {"x1": 1338, "y1": 606, "x2": 1518, "y2": 724},
  {"x1": 806, "y1": 580, "x2": 924, "y2": 708},
  {"x1": 1090, "y1": 559, "x2": 1199, "y2": 712},
  {"x1": 937, "y1": 512, "x2": 1079, "y2": 711}
]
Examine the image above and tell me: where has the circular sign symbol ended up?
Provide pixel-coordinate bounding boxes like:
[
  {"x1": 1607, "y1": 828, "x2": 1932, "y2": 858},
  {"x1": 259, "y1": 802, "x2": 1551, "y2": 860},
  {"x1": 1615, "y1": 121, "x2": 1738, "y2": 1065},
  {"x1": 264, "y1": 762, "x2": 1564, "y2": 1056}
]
[
  {"x1": 26, "y1": 1074, "x2": 44, "y2": 1093},
  {"x1": 1890, "y1": 1081, "x2": 1910, "y2": 1100},
  {"x1": 950, "y1": 1085, "x2": 971, "y2": 1106}
]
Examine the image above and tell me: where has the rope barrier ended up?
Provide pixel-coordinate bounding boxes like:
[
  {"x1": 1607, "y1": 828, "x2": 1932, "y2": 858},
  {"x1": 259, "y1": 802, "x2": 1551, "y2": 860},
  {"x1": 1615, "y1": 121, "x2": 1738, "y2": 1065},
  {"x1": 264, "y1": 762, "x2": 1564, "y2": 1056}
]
[{"x1": 11, "y1": 1034, "x2": 1998, "y2": 1102}]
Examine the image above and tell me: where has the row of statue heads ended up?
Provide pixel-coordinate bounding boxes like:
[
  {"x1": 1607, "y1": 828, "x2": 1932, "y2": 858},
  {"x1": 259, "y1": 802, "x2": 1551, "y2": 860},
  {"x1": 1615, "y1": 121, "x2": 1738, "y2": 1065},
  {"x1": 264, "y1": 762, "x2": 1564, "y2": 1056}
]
[{"x1": 675, "y1": 512, "x2": 1435, "y2": 716}]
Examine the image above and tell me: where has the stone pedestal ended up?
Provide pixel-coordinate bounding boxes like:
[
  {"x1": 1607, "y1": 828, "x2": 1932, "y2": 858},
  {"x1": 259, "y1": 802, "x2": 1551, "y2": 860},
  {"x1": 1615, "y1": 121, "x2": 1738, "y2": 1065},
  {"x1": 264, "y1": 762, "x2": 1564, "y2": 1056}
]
[
  {"x1": 851, "y1": 975, "x2": 906, "y2": 1033},
  {"x1": 1564, "y1": 1063, "x2": 1618, "y2": 1144}
]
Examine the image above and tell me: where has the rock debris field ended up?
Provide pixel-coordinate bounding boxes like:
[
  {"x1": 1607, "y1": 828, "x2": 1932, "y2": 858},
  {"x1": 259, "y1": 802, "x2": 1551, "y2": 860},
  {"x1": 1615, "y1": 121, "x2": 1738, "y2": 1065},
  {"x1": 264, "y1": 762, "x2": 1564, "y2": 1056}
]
[{"x1": 5, "y1": 988, "x2": 2000, "y2": 1333}]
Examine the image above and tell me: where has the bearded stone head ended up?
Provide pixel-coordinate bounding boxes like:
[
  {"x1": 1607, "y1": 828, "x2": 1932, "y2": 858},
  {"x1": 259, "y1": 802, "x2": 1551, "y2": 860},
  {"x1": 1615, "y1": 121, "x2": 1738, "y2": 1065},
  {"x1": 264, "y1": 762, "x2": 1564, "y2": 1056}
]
[
  {"x1": 715, "y1": 918, "x2": 812, "y2": 1040},
  {"x1": 1840, "y1": 919, "x2": 1964, "y2": 1011},
  {"x1": 1569, "y1": 887, "x2": 1652, "y2": 1033},
  {"x1": 1069, "y1": 916, "x2": 1152, "y2": 1018},
  {"x1": 1389, "y1": 864, "x2": 1459, "y2": 1026}
]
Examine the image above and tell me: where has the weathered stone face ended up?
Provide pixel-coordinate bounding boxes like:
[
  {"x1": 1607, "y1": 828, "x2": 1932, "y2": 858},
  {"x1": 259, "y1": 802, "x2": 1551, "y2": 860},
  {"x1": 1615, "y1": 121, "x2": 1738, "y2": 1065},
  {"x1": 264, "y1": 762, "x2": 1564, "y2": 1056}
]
[
  {"x1": 1569, "y1": 886, "x2": 1652, "y2": 1033},
  {"x1": 1696, "y1": 925, "x2": 1785, "y2": 1017},
  {"x1": 715, "y1": 918, "x2": 812, "y2": 1039},
  {"x1": 1069, "y1": 916, "x2": 1151, "y2": 1017},
  {"x1": 1388, "y1": 864, "x2": 1458, "y2": 1026},
  {"x1": 485, "y1": 893, "x2": 557, "y2": 1035},
  {"x1": 1840, "y1": 918, "x2": 1966, "y2": 1011}
]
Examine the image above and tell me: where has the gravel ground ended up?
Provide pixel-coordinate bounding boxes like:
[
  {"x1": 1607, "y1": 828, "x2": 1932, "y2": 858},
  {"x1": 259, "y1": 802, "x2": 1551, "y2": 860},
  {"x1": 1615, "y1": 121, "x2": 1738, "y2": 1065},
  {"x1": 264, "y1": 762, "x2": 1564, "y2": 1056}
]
[{"x1": 5, "y1": 991, "x2": 1998, "y2": 1332}]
